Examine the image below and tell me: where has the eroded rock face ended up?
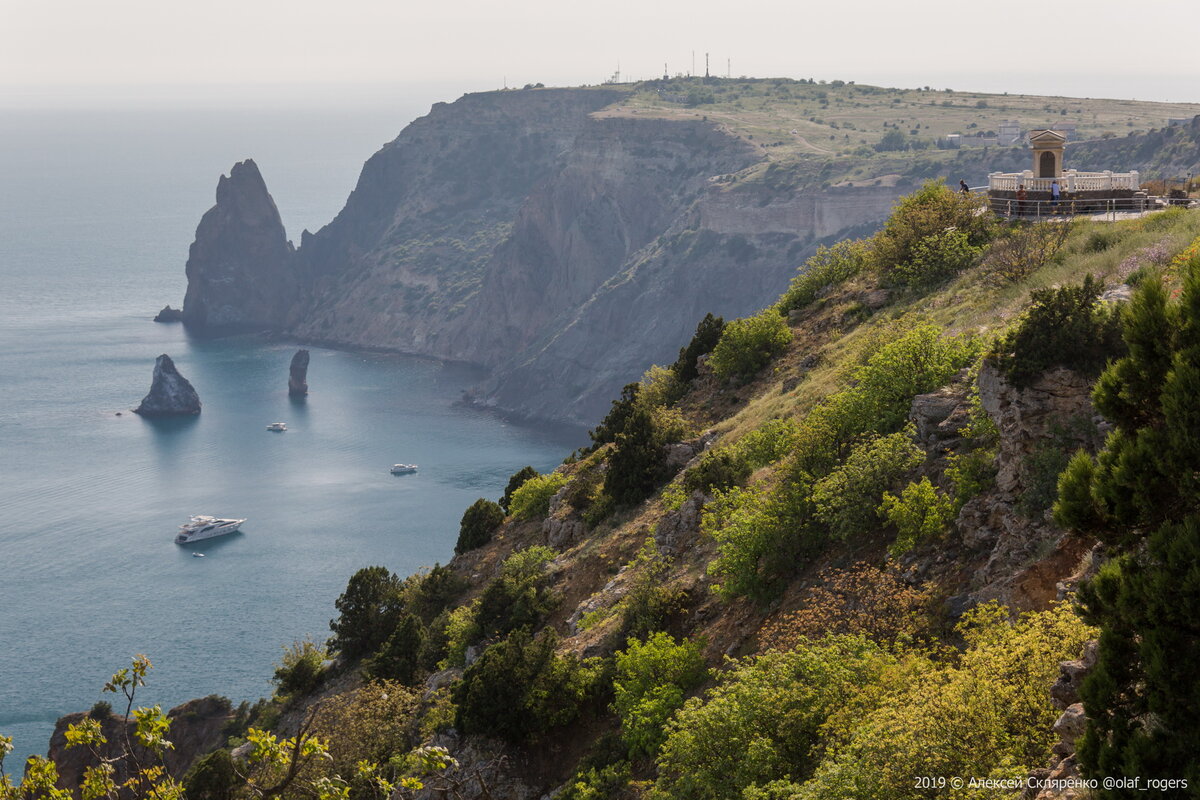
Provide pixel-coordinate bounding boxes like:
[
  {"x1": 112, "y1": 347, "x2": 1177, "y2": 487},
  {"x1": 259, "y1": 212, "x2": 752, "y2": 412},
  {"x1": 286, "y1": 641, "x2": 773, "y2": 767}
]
[
  {"x1": 45, "y1": 696, "x2": 233, "y2": 793},
  {"x1": 288, "y1": 349, "x2": 310, "y2": 397},
  {"x1": 153, "y1": 305, "x2": 183, "y2": 322},
  {"x1": 181, "y1": 159, "x2": 295, "y2": 332},
  {"x1": 134, "y1": 354, "x2": 201, "y2": 416}
]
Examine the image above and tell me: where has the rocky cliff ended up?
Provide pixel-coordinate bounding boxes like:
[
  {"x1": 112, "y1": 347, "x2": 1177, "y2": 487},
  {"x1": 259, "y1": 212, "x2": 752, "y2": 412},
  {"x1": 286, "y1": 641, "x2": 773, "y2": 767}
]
[
  {"x1": 133, "y1": 354, "x2": 201, "y2": 416},
  {"x1": 179, "y1": 88, "x2": 902, "y2": 425}
]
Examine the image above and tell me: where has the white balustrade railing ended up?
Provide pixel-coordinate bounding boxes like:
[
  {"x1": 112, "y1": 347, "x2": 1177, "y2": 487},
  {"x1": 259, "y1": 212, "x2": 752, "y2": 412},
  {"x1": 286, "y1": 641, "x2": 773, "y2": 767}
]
[{"x1": 987, "y1": 169, "x2": 1140, "y2": 193}]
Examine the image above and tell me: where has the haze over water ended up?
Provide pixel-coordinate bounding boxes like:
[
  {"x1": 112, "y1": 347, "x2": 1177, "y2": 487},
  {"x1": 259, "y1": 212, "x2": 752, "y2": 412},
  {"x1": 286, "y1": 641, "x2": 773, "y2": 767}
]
[{"x1": 0, "y1": 103, "x2": 585, "y2": 768}]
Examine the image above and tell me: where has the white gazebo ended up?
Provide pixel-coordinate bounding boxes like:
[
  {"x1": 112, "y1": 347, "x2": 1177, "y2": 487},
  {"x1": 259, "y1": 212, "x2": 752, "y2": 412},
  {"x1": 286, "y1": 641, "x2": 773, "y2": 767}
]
[{"x1": 987, "y1": 129, "x2": 1139, "y2": 194}]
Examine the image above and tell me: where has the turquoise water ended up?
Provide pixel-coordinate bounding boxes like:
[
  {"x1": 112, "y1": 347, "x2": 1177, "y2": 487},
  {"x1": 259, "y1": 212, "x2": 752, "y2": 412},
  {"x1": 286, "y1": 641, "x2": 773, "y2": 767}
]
[{"x1": 0, "y1": 106, "x2": 584, "y2": 769}]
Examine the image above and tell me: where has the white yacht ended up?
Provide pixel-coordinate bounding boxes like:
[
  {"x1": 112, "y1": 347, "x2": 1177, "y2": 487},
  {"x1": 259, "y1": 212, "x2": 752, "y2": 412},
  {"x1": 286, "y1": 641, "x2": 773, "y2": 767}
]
[
  {"x1": 176, "y1": 515, "x2": 246, "y2": 544},
  {"x1": 390, "y1": 464, "x2": 418, "y2": 475},
  {"x1": 266, "y1": 422, "x2": 287, "y2": 432}
]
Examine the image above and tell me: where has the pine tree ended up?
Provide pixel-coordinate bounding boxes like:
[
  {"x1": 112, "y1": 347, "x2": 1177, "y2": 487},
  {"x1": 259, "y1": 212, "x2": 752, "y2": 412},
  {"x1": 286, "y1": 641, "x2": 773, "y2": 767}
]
[
  {"x1": 369, "y1": 613, "x2": 426, "y2": 685},
  {"x1": 604, "y1": 405, "x2": 667, "y2": 506},
  {"x1": 1055, "y1": 260, "x2": 1200, "y2": 795}
]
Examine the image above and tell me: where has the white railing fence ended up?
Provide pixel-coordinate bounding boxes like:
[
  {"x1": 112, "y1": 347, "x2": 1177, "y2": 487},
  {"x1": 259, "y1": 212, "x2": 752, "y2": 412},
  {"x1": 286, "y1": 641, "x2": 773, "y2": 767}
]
[{"x1": 987, "y1": 169, "x2": 1140, "y2": 193}]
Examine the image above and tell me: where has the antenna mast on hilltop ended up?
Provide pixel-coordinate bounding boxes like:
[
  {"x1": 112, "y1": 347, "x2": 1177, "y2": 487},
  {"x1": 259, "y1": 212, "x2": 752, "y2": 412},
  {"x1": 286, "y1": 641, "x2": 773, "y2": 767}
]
[
  {"x1": 664, "y1": 63, "x2": 669, "y2": 80},
  {"x1": 727, "y1": 58, "x2": 731, "y2": 78},
  {"x1": 705, "y1": 52, "x2": 710, "y2": 79},
  {"x1": 691, "y1": 51, "x2": 695, "y2": 77}
]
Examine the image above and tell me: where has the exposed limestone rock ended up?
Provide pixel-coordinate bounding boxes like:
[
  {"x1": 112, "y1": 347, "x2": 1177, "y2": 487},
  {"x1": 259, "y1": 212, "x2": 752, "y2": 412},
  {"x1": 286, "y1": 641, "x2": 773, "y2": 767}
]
[
  {"x1": 1051, "y1": 640, "x2": 1099, "y2": 709},
  {"x1": 288, "y1": 349, "x2": 310, "y2": 396},
  {"x1": 182, "y1": 159, "x2": 295, "y2": 332},
  {"x1": 655, "y1": 490, "x2": 706, "y2": 556},
  {"x1": 153, "y1": 305, "x2": 182, "y2": 322},
  {"x1": 909, "y1": 370, "x2": 971, "y2": 471},
  {"x1": 134, "y1": 354, "x2": 201, "y2": 416},
  {"x1": 46, "y1": 696, "x2": 233, "y2": 792},
  {"x1": 1024, "y1": 640, "x2": 1098, "y2": 800}
]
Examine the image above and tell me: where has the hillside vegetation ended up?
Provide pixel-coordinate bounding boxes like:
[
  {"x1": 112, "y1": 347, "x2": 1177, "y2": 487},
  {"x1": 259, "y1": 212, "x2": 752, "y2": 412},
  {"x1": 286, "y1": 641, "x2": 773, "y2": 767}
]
[{"x1": 9, "y1": 190, "x2": 1200, "y2": 800}]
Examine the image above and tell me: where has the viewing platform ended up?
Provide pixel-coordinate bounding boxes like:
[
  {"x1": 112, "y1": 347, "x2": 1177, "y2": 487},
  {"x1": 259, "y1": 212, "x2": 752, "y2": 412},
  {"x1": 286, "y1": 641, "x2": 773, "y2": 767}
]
[{"x1": 988, "y1": 169, "x2": 1140, "y2": 193}]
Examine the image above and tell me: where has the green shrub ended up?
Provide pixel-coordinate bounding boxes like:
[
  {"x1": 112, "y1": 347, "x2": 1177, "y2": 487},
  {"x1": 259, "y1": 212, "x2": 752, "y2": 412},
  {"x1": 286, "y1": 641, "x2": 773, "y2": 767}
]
[
  {"x1": 500, "y1": 466, "x2": 538, "y2": 513},
  {"x1": 736, "y1": 418, "x2": 802, "y2": 467},
  {"x1": 777, "y1": 240, "x2": 868, "y2": 313},
  {"x1": 456, "y1": 498, "x2": 505, "y2": 553},
  {"x1": 437, "y1": 601, "x2": 481, "y2": 669},
  {"x1": 683, "y1": 448, "x2": 752, "y2": 495},
  {"x1": 407, "y1": 563, "x2": 466, "y2": 623},
  {"x1": 329, "y1": 566, "x2": 405, "y2": 661},
  {"x1": 183, "y1": 749, "x2": 240, "y2": 800},
  {"x1": 811, "y1": 430, "x2": 924, "y2": 540},
  {"x1": 475, "y1": 546, "x2": 558, "y2": 638},
  {"x1": 509, "y1": 472, "x2": 570, "y2": 519},
  {"x1": 273, "y1": 637, "x2": 327, "y2": 697},
  {"x1": 879, "y1": 477, "x2": 956, "y2": 555},
  {"x1": 992, "y1": 274, "x2": 1125, "y2": 388},
  {"x1": 671, "y1": 312, "x2": 725, "y2": 383},
  {"x1": 885, "y1": 228, "x2": 981, "y2": 290},
  {"x1": 871, "y1": 181, "x2": 994, "y2": 278},
  {"x1": 558, "y1": 762, "x2": 633, "y2": 800},
  {"x1": 708, "y1": 309, "x2": 793, "y2": 381},
  {"x1": 88, "y1": 701, "x2": 112, "y2": 720},
  {"x1": 619, "y1": 538, "x2": 686, "y2": 642},
  {"x1": 604, "y1": 405, "x2": 672, "y2": 506},
  {"x1": 653, "y1": 636, "x2": 895, "y2": 799},
  {"x1": 613, "y1": 633, "x2": 708, "y2": 758},
  {"x1": 365, "y1": 613, "x2": 425, "y2": 685},
  {"x1": 589, "y1": 382, "x2": 640, "y2": 448},
  {"x1": 454, "y1": 629, "x2": 604, "y2": 742}
]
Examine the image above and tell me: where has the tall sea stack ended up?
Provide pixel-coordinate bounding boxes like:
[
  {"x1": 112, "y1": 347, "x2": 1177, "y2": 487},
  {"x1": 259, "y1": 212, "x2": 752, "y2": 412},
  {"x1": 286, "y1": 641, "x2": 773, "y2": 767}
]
[
  {"x1": 288, "y1": 349, "x2": 310, "y2": 397},
  {"x1": 134, "y1": 354, "x2": 201, "y2": 416}
]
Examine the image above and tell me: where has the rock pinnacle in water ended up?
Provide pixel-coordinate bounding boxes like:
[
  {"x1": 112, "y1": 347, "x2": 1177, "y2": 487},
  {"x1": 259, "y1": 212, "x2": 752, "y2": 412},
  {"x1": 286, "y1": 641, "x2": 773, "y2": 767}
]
[
  {"x1": 288, "y1": 349, "x2": 310, "y2": 397},
  {"x1": 133, "y1": 354, "x2": 201, "y2": 416}
]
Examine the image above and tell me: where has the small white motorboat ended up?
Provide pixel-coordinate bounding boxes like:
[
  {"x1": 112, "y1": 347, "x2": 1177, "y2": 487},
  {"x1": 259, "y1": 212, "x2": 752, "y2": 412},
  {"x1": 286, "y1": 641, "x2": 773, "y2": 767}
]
[
  {"x1": 267, "y1": 422, "x2": 287, "y2": 432},
  {"x1": 192, "y1": 552, "x2": 205, "y2": 558},
  {"x1": 390, "y1": 464, "x2": 418, "y2": 475}
]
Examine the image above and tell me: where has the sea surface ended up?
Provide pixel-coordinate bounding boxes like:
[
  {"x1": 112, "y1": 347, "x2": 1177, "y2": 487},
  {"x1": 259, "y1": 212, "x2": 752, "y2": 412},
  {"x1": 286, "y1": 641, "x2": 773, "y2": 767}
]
[{"x1": 0, "y1": 104, "x2": 585, "y2": 769}]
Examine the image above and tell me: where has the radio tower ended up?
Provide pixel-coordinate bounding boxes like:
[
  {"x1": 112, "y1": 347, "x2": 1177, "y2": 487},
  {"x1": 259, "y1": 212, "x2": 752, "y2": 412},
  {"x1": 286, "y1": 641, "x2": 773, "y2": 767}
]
[{"x1": 705, "y1": 52, "x2": 710, "y2": 79}]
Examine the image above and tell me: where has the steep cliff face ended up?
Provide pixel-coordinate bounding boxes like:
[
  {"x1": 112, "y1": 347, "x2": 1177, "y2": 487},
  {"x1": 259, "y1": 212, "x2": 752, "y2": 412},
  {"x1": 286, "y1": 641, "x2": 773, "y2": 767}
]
[
  {"x1": 181, "y1": 159, "x2": 295, "y2": 331},
  {"x1": 179, "y1": 88, "x2": 905, "y2": 424}
]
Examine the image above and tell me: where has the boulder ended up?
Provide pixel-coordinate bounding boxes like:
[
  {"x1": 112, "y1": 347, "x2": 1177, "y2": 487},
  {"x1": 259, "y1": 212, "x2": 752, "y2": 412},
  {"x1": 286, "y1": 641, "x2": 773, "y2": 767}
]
[
  {"x1": 153, "y1": 305, "x2": 183, "y2": 322},
  {"x1": 134, "y1": 354, "x2": 201, "y2": 416},
  {"x1": 288, "y1": 348, "x2": 310, "y2": 396}
]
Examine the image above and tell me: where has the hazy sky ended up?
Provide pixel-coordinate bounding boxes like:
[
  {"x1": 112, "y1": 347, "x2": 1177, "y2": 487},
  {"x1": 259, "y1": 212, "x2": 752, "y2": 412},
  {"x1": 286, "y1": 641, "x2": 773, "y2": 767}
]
[{"x1": 4, "y1": 0, "x2": 1200, "y2": 107}]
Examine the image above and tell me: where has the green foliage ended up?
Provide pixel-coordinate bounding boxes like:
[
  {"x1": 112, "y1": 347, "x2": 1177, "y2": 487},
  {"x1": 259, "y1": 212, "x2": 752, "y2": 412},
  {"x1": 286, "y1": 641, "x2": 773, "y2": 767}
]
[
  {"x1": 709, "y1": 309, "x2": 793, "y2": 382},
  {"x1": 183, "y1": 749, "x2": 240, "y2": 800},
  {"x1": 653, "y1": 636, "x2": 894, "y2": 800},
  {"x1": 980, "y1": 221, "x2": 1072, "y2": 286},
  {"x1": 273, "y1": 637, "x2": 327, "y2": 697},
  {"x1": 508, "y1": 472, "x2": 570, "y2": 520},
  {"x1": 1051, "y1": 260, "x2": 1200, "y2": 792},
  {"x1": 736, "y1": 418, "x2": 803, "y2": 467},
  {"x1": 329, "y1": 565, "x2": 405, "y2": 661},
  {"x1": 453, "y1": 629, "x2": 604, "y2": 742},
  {"x1": 794, "y1": 603, "x2": 1093, "y2": 800},
  {"x1": 671, "y1": 312, "x2": 725, "y2": 383},
  {"x1": 88, "y1": 701, "x2": 112, "y2": 720},
  {"x1": 874, "y1": 128, "x2": 908, "y2": 152},
  {"x1": 870, "y1": 181, "x2": 994, "y2": 280},
  {"x1": 365, "y1": 614, "x2": 425, "y2": 685},
  {"x1": 619, "y1": 537, "x2": 686, "y2": 642},
  {"x1": 811, "y1": 429, "x2": 924, "y2": 540},
  {"x1": 500, "y1": 466, "x2": 538, "y2": 513},
  {"x1": 879, "y1": 477, "x2": 956, "y2": 555},
  {"x1": 589, "y1": 383, "x2": 641, "y2": 448},
  {"x1": 437, "y1": 601, "x2": 481, "y2": 669},
  {"x1": 777, "y1": 240, "x2": 868, "y2": 313},
  {"x1": 683, "y1": 448, "x2": 751, "y2": 495},
  {"x1": 475, "y1": 546, "x2": 558, "y2": 638},
  {"x1": 557, "y1": 762, "x2": 633, "y2": 800},
  {"x1": 992, "y1": 274, "x2": 1125, "y2": 389},
  {"x1": 604, "y1": 405, "x2": 672, "y2": 506},
  {"x1": 406, "y1": 563, "x2": 466, "y2": 624},
  {"x1": 455, "y1": 498, "x2": 504, "y2": 554},
  {"x1": 885, "y1": 227, "x2": 981, "y2": 291},
  {"x1": 613, "y1": 634, "x2": 708, "y2": 758}
]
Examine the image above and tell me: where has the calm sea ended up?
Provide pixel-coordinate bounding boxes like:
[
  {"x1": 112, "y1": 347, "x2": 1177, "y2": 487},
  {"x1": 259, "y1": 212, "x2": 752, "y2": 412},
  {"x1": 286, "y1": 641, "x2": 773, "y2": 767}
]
[{"x1": 0, "y1": 104, "x2": 584, "y2": 769}]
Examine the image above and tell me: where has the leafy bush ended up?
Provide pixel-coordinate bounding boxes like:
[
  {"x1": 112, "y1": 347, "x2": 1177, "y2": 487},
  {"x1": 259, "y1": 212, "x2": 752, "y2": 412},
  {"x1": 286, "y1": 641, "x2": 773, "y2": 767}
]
[
  {"x1": 708, "y1": 309, "x2": 793, "y2": 381},
  {"x1": 437, "y1": 601, "x2": 481, "y2": 669},
  {"x1": 309, "y1": 680, "x2": 420, "y2": 781},
  {"x1": 273, "y1": 637, "x2": 327, "y2": 697},
  {"x1": 992, "y1": 274, "x2": 1125, "y2": 388},
  {"x1": 671, "y1": 312, "x2": 725, "y2": 383},
  {"x1": 454, "y1": 629, "x2": 604, "y2": 742},
  {"x1": 683, "y1": 448, "x2": 751, "y2": 495},
  {"x1": 87, "y1": 701, "x2": 112, "y2": 720},
  {"x1": 588, "y1": 382, "x2": 640, "y2": 448},
  {"x1": 509, "y1": 472, "x2": 569, "y2": 519},
  {"x1": 871, "y1": 181, "x2": 993, "y2": 280},
  {"x1": 613, "y1": 633, "x2": 708, "y2": 758},
  {"x1": 500, "y1": 466, "x2": 538, "y2": 513},
  {"x1": 654, "y1": 636, "x2": 895, "y2": 799},
  {"x1": 777, "y1": 240, "x2": 868, "y2": 313},
  {"x1": 885, "y1": 227, "x2": 981, "y2": 290},
  {"x1": 475, "y1": 546, "x2": 558, "y2": 638},
  {"x1": 558, "y1": 762, "x2": 633, "y2": 800},
  {"x1": 183, "y1": 749, "x2": 240, "y2": 800},
  {"x1": 619, "y1": 537, "x2": 686, "y2": 642},
  {"x1": 879, "y1": 477, "x2": 956, "y2": 555},
  {"x1": 811, "y1": 429, "x2": 924, "y2": 539},
  {"x1": 736, "y1": 418, "x2": 802, "y2": 467},
  {"x1": 456, "y1": 498, "x2": 505, "y2": 554},
  {"x1": 328, "y1": 565, "x2": 405, "y2": 661}
]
